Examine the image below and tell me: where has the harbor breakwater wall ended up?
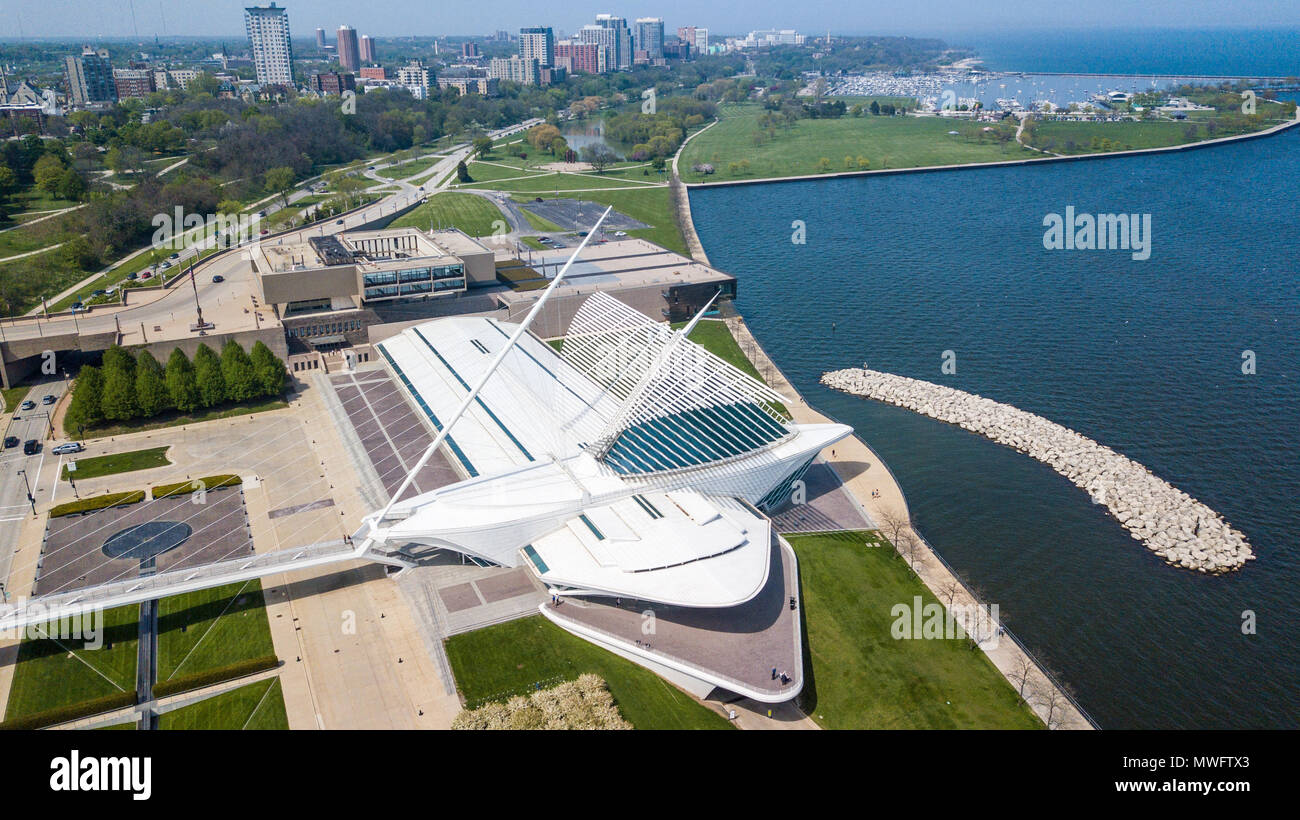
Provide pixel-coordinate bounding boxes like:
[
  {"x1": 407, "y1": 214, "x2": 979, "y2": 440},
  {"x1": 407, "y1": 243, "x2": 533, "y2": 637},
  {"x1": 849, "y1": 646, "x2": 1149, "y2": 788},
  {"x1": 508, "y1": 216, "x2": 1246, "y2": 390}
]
[{"x1": 821, "y1": 368, "x2": 1254, "y2": 574}]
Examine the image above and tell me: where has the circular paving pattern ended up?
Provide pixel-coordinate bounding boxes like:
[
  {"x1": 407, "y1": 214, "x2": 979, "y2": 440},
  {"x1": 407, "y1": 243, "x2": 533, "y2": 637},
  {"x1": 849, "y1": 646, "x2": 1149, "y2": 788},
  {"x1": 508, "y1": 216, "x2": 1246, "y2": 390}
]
[{"x1": 102, "y1": 521, "x2": 193, "y2": 561}]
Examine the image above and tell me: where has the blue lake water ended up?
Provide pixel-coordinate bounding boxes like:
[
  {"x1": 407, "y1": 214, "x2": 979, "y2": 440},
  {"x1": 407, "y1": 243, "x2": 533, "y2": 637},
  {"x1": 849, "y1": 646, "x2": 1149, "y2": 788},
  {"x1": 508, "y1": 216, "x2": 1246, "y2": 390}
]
[
  {"x1": 962, "y1": 27, "x2": 1300, "y2": 78},
  {"x1": 690, "y1": 124, "x2": 1300, "y2": 728}
]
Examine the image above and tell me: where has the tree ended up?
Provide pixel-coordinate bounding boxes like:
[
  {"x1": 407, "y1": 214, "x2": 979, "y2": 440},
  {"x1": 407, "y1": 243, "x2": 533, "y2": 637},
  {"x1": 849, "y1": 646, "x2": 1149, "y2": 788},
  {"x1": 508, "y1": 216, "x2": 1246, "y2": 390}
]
[
  {"x1": 1010, "y1": 656, "x2": 1037, "y2": 700},
  {"x1": 193, "y1": 343, "x2": 225, "y2": 408},
  {"x1": 134, "y1": 350, "x2": 169, "y2": 417},
  {"x1": 581, "y1": 144, "x2": 617, "y2": 174},
  {"x1": 455, "y1": 160, "x2": 472, "y2": 183},
  {"x1": 249, "y1": 341, "x2": 285, "y2": 397},
  {"x1": 264, "y1": 165, "x2": 296, "y2": 206},
  {"x1": 65, "y1": 365, "x2": 105, "y2": 433},
  {"x1": 472, "y1": 136, "x2": 493, "y2": 157},
  {"x1": 100, "y1": 353, "x2": 138, "y2": 422},
  {"x1": 869, "y1": 100, "x2": 880, "y2": 115},
  {"x1": 217, "y1": 198, "x2": 244, "y2": 216},
  {"x1": 165, "y1": 348, "x2": 200, "y2": 413},
  {"x1": 220, "y1": 340, "x2": 259, "y2": 402},
  {"x1": 32, "y1": 154, "x2": 66, "y2": 194}
]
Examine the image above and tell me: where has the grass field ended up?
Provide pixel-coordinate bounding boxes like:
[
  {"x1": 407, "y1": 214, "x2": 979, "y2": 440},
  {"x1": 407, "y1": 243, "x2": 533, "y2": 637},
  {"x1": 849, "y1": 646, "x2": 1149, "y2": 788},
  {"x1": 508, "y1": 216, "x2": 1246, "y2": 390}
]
[
  {"x1": 66, "y1": 397, "x2": 288, "y2": 439},
  {"x1": 1025, "y1": 118, "x2": 1279, "y2": 155},
  {"x1": 158, "y1": 677, "x2": 288, "y2": 730},
  {"x1": 62, "y1": 446, "x2": 170, "y2": 481},
  {"x1": 444, "y1": 616, "x2": 732, "y2": 730},
  {"x1": 676, "y1": 319, "x2": 759, "y2": 379},
  {"x1": 461, "y1": 170, "x2": 642, "y2": 194},
  {"x1": 4, "y1": 604, "x2": 140, "y2": 718},
  {"x1": 387, "y1": 192, "x2": 507, "y2": 237},
  {"x1": 515, "y1": 186, "x2": 686, "y2": 256},
  {"x1": 157, "y1": 580, "x2": 276, "y2": 683},
  {"x1": 1, "y1": 385, "x2": 29, "y2": 413},
  {"x1": 680, "y1": 103, "x2": 1037, "y2": 183},
  {"x1": 374, "y1": 156, "x2": 441, "y2": 180},
  {"x1": 790, "y1": 530, "x2": 1042, "y2": 729}
]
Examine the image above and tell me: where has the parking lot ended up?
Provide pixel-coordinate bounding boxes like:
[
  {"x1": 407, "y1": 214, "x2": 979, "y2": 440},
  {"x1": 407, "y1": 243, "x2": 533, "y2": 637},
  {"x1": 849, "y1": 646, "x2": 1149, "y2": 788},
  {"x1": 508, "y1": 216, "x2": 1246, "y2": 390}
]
[
  {"x1": 34, "y1": 486, "x2": 253, "y2": 595},
  {"x1": 519, "y1": 199, "x2": 649, "y2": 233},
  {"x1": 328, "y1": 370, "x2": 462, "y2": 503}
]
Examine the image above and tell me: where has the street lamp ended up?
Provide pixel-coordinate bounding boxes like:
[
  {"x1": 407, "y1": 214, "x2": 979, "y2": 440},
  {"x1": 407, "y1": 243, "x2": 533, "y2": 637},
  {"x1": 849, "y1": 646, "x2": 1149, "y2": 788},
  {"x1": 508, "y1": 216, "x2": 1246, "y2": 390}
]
[{"x1": 16, "y1": 469, "x2": 34, "y2": 515}]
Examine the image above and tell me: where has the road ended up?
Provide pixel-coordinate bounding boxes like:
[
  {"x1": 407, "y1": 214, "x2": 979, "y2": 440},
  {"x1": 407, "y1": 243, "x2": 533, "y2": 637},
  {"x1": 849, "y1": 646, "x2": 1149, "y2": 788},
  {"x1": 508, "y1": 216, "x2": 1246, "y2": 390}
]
[{"x1": 0, "y1": 378, "x2": 70, "y2": 595}]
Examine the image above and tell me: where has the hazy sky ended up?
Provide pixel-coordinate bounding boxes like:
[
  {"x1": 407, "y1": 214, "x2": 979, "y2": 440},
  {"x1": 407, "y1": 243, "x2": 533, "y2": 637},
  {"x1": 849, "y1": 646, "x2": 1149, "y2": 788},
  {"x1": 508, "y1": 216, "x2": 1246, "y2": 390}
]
[{"x1": 5, "y1": 0, "x2": 1299, "y2": 40}]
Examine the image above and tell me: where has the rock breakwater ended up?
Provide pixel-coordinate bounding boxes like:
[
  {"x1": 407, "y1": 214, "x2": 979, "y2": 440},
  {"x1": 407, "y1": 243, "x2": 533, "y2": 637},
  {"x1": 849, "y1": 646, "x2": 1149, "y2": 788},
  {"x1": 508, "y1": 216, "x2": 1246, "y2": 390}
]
[{"x1": 821, "y1": 368, "x2": 1253, "y2": 573}]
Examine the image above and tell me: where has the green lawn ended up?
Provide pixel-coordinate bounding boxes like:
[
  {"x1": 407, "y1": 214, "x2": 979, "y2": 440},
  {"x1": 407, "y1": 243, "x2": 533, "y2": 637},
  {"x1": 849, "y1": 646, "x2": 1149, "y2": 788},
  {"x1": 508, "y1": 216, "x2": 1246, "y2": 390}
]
[
  {"x1": 158, "y1": 677, "x2": 288, "y2": 730},
  {"x1": 62, "y1": 445, "x2": 170, "y2": 481},
  {"x1": 4, "y1": 604, "x2": 140, "y2": 718},
  {"x1": 516, "y1": 186, "x2": 686, "y2": 256},
  {"x1": 157, "y1": 580, "x2": 276, "y2": 683},
  {"x1": 676, "y1": 319, "x2": 760, "y2": 380},
  {"x1": 388, "y1": 192, "x2": 507, "y2": 237},
  {"x1": 461, "y1": 169, "x2": 643, "y2": 193},
  {"x1": 519, "y1": 208, "x2": 563, "y2": 232},
  {"x1": 445, "y1": 616, "x2": 732, "y2": 730},
  {"x1": 374, "y1": 156, "x2": 441, "y2": 180},
  {"x1": 1, "y1": 385, "x2": 29, "y2": 413},
  {"x1": 680, "y1": 103, "x2": 1037, "y2": 183},
  {"x1": 1025, "y1": 117, "x2": 1283, "y2": 155},
  {"x1": 790, "y1": 530, "x2": 1043, "y2": 729},
  {"x1": 66, "y1": 397, "x2": 288, "y2": 439}
]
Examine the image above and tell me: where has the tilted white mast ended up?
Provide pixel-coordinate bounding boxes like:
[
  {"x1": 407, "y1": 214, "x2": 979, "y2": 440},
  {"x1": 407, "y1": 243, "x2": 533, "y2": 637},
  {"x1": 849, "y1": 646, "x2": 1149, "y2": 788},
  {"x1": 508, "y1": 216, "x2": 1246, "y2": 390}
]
[{"x1": 361, "y1": 206, "x2": 613, "y2": 545}]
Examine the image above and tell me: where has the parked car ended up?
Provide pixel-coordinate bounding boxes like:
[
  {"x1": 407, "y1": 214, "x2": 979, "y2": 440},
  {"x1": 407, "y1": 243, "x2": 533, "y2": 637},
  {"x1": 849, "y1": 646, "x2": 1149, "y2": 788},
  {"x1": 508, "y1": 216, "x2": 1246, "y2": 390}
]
[
  {"x1": 335, "y1": 219, "x2": 344, "y2": 225},
  {"x1": 52, "y1": 442, "x2": 84, "y2": 455},
  {"x1": 139, "y1": 272, "x2": 153, "y2": 280},
  {"x1": 22, "y1": 440, "x2": 39, "y2": 455},
  {"x1": 42, "y1": 394, "x2": 56, "y2": 405},
  {"x1": 160, "y1": 261, "x2": 172, "y2": 269},
  {"x1": 126, "y1": 272, "x2": 138, "y2": 280},
  {"x1": 260, "y1": 229, "x2": 270, "y2": 236},
  {"x1": 614, "y1": 231, "x2": 628, "y2": 237},
  {"x1": 92, "y1": 289, "x2": 106, "y2": 296},
  {"x1": 212, "y1": 275, "x2": 225, "y2": 283},
  {"x1": 20, "y1": 400, "x2": 35, "y2": 410},
  {"x1": 3, "y1": 436, "x2": 18, "y2": 449},
  {"x1": 71, "y1": 301, "x2": 84, "y2": 310}
]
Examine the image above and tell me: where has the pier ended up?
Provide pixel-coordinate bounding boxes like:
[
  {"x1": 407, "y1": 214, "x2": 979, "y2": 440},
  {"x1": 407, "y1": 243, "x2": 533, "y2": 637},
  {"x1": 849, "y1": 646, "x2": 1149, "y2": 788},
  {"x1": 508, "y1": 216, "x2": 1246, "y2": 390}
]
[{"x1": 822, "y1": 368, "x2": 1254, "y2": 574}]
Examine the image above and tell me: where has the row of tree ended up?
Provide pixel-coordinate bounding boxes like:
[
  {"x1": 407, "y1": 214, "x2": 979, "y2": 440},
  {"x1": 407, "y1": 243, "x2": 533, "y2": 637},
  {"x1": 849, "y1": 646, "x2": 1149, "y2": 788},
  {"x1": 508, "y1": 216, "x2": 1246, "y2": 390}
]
[{"x1": 65, "y1": 341, "x2": 286, "y2": 434}]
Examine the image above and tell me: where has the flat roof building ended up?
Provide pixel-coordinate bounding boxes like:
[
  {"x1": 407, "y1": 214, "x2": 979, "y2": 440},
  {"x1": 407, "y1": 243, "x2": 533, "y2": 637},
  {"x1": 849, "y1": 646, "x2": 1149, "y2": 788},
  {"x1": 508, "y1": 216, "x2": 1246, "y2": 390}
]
[
  {"x1": 245, "y1": 4, "x2": 293, "y2": 86},
  {"x1": 251, "y1": 226, "x2": 495, "y2": 318}
]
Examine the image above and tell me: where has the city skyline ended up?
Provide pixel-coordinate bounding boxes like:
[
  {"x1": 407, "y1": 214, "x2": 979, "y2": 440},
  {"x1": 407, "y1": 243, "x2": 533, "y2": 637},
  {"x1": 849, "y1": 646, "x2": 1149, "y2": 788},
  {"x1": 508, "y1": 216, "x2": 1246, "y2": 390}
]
[{"x1": 2, "y1": 0, "x2": 1298, "y2": 40}]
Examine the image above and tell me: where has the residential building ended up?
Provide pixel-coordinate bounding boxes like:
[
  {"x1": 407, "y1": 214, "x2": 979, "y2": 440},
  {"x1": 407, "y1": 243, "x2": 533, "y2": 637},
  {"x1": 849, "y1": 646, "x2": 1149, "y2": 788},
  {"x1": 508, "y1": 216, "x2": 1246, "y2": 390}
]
[
  {"x1": 634, "y1": 17, "x2": 665, "y2": 60},
  {"x1": 397, "y1": 60, "x2": 431, "y2": 98},
  {"x1": 694, "y1": 27, "x2": 710, "y2": 53},
  {"x1": 359, "y1": 35, "x2": 375, "y2": 64},
  {"x1": 577, "y1": 25, "x2": 616, "y2": 73},
  {"x1": 310, "y1": 71, "x2": 355, "y2": 96},
  {"x1": 315, "y1": 26, "x2": 326, "y2": 48},
  {"x1": 337, "y1": 25, "x2": 360, "y2": 71},
  {"x1": 245, "y1": 3, "x2": 293, "y2": 86},
  {"x1": 152, "y1": 68, "x2": 200, "y2": 91},
  {"x1": 488, "y1": 55, "x2": 539, "y2": 85},
  {"x1": 64, "y1": 47, "x2": 115, "y2": 107},
  {"x1": 519, "y1": 26, "x2": 555, "y2": 68},
  {"x1": 112, "y1": 67, "x2": 155, "y2": 99},
  {"x1": 359, "y1": 66, "x2": 389, "y2": 80},
  {"x1": 436, "y1": 75, "x2": 499, "y2": 97},
  {"x1": 461, "y1": 41, "x2": 479, "y2": 59},
  {"x1": 595, "y1": 14, "x2": 632, "y2": 69},
  {"x1": 555, "y1": 41, "x2": 604, "y2": 75}
]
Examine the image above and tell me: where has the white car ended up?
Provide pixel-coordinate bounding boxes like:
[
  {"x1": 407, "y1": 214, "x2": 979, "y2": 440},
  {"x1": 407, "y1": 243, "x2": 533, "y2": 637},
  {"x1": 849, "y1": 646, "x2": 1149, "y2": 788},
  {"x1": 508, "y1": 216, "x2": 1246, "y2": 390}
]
[
  {"x1": 52, "y1": 442, "x2": 84, "y2": 455},
  {"x1": 614, "y1": 231, "x2": 628, "y2": 237}
]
